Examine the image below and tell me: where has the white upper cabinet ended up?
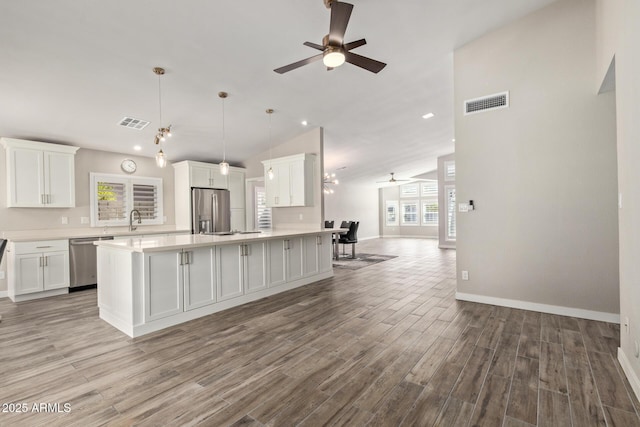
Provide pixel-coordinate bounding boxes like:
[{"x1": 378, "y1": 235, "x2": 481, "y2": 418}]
[
  {"x1": 262, "y1": 153, "x2": 315, "y2": 208},
  {"x1": 190, "y1": 164, "x2": 228, "y2": 189},
  {"x1": 1, "y1": 138, "x2": 79, "y2": 208}
]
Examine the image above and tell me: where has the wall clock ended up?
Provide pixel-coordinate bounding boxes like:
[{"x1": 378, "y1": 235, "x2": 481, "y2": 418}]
[{"x1": 121, "y1": 159, "x2": 137, "y2": 174}]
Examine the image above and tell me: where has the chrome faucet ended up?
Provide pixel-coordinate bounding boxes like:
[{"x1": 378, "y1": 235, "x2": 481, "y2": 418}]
[{"x1": 129, "y1": 209, "x2": 142, "y2": 232}]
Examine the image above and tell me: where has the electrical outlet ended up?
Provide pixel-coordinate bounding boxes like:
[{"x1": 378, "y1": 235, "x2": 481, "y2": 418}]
[
  {"x1": 299, "y1": 214, "x2": 304, "y2": 220},
  {"x1": 462, "y1": 270, "x2": 469, "y2": 281},
  {"x1": 81, "y1": 217, "x2": 89, "y2": 225},
  {"x1": 61, "y1": 216, "x2": 68, "y2": 225},
  {"x1": 619, "y1": 193, "x2": 623, "y2": 209},
  {"x1": 635, "y1": 341, "x2": 639, "y2": 358}
]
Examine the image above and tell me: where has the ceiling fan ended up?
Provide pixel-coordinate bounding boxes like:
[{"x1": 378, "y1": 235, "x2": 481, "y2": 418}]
[
  {"x1": 274, "y1": 0, "x2": 387, "y2": 74},
  {"x1": 377, "y1": 173, "x2": 411, "y2": 184}
]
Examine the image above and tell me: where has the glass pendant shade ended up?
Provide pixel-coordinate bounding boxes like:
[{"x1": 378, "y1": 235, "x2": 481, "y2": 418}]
[
  {"x1": 219, "y1": 161, "x2": 229, "y2": 176},
  {"x1": 268, "y1": 167, "x2": 274, "y2": 180},
  {"x1": 156, "y1": 149, "x2": 167, "y2": 168}
]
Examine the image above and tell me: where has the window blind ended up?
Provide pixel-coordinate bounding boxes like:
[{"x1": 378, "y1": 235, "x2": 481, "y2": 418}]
[
  {"x1": 446, "y1": 187, "x2": 456, "y2": 239},
  {"x1": 400, "y1": 183, "x2": 419, "y2": 198},
  {"x1": 401, "y1": 201, "x2": 418, "y2": 225},
  {"x1": 421, "y1": 181, "x2": 438, "y2": 197},
  {"x1": 97, "y1": 181, "x2": 127, "y2": 221},
  {"x1": 255, "y1": 187, "x2": 272, "y2": 229},
  {"x1": 133, "y1": 183, "x2": 158, "y2": 220},
  {"x1": 422, "y1": 201, "x2": 438, "y2": 225}
]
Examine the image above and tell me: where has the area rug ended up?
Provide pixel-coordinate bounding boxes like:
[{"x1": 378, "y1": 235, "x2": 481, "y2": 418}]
[{"x1": 333, "y1": 253, "x2": 397, "y2": 270}]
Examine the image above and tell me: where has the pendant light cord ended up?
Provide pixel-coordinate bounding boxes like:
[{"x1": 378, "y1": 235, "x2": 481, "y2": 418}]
[
  {"x1": 158, "y1": 74, "x2": 163, "y2": 126},
  {"x1": 222, "y1": 96, "x2": 226, "y2": 161}
]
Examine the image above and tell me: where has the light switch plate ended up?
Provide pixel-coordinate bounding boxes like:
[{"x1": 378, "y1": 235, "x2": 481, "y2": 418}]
[
  {"x1": 61, "y1": 216, "x2": 68, "y2": 225},
  {"x1": 458, "y1": 203, "x2": 469, "y2": 213},
  {"x1": 0, "y1": 271, "x2": 5, "y2": 280}
]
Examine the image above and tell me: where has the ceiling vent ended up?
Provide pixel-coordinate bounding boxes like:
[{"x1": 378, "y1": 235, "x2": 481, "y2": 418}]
[
  {"x1": 464, "y1": 91, "x2": 509, "y2": 115},
  {"x1": 118, "y1": 117, "x2": 150, "y2": 130}
]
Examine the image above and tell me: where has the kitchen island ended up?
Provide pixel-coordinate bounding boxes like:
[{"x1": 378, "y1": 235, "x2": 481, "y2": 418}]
[{"x1": 94, "y1": 228, "x2": 336, "y2": 337}]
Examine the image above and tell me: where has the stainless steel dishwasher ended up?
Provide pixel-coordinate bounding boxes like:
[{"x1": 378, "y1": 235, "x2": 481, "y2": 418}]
[{"x1": 69, "y1": 236, "x2": 114, "y2": 290}]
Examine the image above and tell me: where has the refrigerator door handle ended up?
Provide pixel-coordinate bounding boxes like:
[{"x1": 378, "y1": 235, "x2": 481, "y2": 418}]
[{"x1": 212, "y1": 193, "x2": 218, "y2": 233}]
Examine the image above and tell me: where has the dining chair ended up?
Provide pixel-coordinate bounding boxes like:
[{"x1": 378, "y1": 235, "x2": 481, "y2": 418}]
[{"x1": 338, "y1": 221, "x2": 359, "y2": 258}]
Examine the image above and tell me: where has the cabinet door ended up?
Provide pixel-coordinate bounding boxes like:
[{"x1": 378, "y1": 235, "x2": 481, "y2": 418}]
[
  {"x1": 286, "y1": 237, "x2": 304, "y2": 282},
  {"x1": 44, "y1": 151, "x2": 75, "y2": 207},
  {"x1": 43, "y1": 251, "x2": 69, "y2": 290},
  {"x1": 14, "y1": 253, "x2": 44, "y2": 294},
  {"x1": 190, "y1": 166, "x2": 213, "y2": 188},
  {"x1": 289, "y1": 160, "x2": 305, "y2": 206},
  {"x1": 210, "y1": 168, "x2": 228, "y2": 189},
  {"x1": 318, "y1": 233, "x2": 333, "y2": 273},
  {"x1": 303, "y1": 235, "x2": 320, "y2": 276},
  {"x1": 145, "y1": 251, "x2": 183, "y2": 322},
  {"x1": 184, "y1": 247, "x2": 216, "y2": 311},
  {"x1": 216, "y1": 245, "x2": 244, "y2": 301},
  {"x1": 276, "y1": 163, "x2": 291, "y2": 206},
  {"x1": 9, "y1": 147, "x2": 44, "y2": 207},
  {"x1": 267, "y1": 239, "x2": 286, "y2": 287},
  {"x1": 244, "y1": 243, "x2": 266, "y2": 293}
]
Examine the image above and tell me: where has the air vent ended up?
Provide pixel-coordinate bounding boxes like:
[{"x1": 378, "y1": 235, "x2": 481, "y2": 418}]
[
  {"x1": 464, "y1": 91, "x2": 509, "y2": 115},
  {"x1": 118, "y1": 117, "x2": 150, "y2": 130}
]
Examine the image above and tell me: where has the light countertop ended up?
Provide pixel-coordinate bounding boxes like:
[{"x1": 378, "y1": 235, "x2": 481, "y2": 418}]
[
  {"x1": 94, "y1": 228, "x2": 345, "y2": 253},
  {"x1": 3, "y1": 225, "x2": 191, "y2": 242}
]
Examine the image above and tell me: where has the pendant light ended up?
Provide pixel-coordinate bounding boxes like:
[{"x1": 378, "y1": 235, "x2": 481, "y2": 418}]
[
  {"x1": 266, "y1": 108, "x2": 274, "y2": 180},
  {"x1": 218, "y1": 91, "x2": 229, "y2": 175},
  {"x1": 153, "y1": 67, "x2": 171, "y2": 167}
]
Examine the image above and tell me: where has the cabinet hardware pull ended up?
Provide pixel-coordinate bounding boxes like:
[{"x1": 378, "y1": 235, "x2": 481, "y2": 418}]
[
  {"x1": 186, "y1": 252, "x2": 191, "y2": 265},
  {"x1": 179, "y1": 252, "x2": 184, "y2": 265},
  {"x1": 39, "y1": 257, "x2": 43, "y2": 267},
  {"x1": 44, "y1": 256, "x2": 48, "y2": 266},
  {"x1": 36, "y1": 246, "x2": 53, "y2": 248},
  {"x1": 317, "y1": 235, "x2": 322, "y2": 245}
]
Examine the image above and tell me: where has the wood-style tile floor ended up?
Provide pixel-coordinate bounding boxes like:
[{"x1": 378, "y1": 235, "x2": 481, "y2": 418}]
[{"x1": 1, "y1": 238, "x2": 639, "y2": 426}]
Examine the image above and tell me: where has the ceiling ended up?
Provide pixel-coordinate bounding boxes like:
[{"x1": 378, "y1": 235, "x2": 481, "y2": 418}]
[{"x1": 0, "y1": 0, "x2": 556, "y2": 186}]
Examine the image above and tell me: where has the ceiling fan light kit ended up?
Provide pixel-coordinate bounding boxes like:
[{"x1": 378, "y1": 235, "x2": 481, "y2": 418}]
[{"x1": 274, "y1": 1, "x2": 386, "y2": 74}]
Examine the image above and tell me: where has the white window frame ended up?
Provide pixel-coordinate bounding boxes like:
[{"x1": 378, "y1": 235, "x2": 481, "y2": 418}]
[
  {"x1": 90, "y1": 173, "x2": 164, "y2": 227},
  {"x1": 421, "y1": 180, "x2": 438, "y2": 197},
  {"x1": 421, "y1": 200, "x2": 438, "y2": 226},
  {"x1": 445, "y1": 185, "x2": 456, "y2": 241},
  {"x1": 385, "y1": 200, "x2": 399, "y2": 226},
  {"x1": 401, "y1": 200, "x2": 419, "y2": 226}
]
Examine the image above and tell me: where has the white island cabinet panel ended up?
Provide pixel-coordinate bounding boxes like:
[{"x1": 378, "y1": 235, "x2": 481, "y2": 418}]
[
  {"x1": 13, "y1": 254, "x2": 43, "y2": 294},
  {"x1": 286, "y1": 237, "x2": 304, "y2": 282},
  {"x1": 42, "y1": 251, "x2": 70, "y2": 290},
  {"x1": 217, "y1": 245, "x2": 244, "y2": 301},
  {"x1": 244, "y1": 242, "x2": 267, "y2": 293},
  {"x1": 145, "y1": 251, "x2": 183, "y2": 322},
  {"x1": 184, "y1": 247, "x2": 216, "y2": 311},
  {"x1": 267, "y1": 239, "x2": 286, "y2": 287}
]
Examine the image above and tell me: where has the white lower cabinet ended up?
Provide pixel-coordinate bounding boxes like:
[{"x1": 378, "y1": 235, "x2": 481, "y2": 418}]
[
  {"x1": 9, "y1": 239, "x2": 70, "y2": 300},
  {"x1": 144, "y1": 247, "x2": 215, "y2": 321},
  {"x1": 268, "y1": 237, "x2": 303, "y2": 287},
  {"x1": 217, "y1": 242, "x2": 266, "y2": 300},
  {"x1": 303, "y1": 234, "x2": 333, "y2": 276}
]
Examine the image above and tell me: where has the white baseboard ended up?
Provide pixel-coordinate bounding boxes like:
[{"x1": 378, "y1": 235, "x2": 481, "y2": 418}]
[
  {"x1": 0, "y1": 290, "x2": 8, "y2": 299},
  {"x1": 455, "y1": 292, "x2": 620, "y2": 324},
  {"x1": 618, "y1": 348, "x2": 640, "y2": 402},
  {"x1": 438, "y1": 244, "x2": 456, "y2": 249},
  {"x1": 381, "y1": 235, "x2": 438, "y2": 240},
  {"x1": 359, "y1": 235, "x2": 380, "y2": 241}
]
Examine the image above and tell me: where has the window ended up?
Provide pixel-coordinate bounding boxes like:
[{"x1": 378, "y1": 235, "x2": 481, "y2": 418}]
[
  {"x1": 422, "y1": 201, "x2": 438, "y2": 226},
  {"x1": 400, "y1": 183, "x2": 419, "y2": 198},
  {"x1": 444, "y1": 161, "x2": 456, "y2": 181},
  {"x1": 401, "y1": 201, "x2": 419, "y2": 225},
  {"x1": 255, "y1": 186, "x2": 272, "y2": 229},
  {"x1": 445, "y1": 185, "x2": 456, "y2": 240},
  {"x1": 421, "y1": 180, "x2": 438, "y2": 197},
  {"x1": 90, "y1": 173, "x2": 163, "y2": 227},
  {"x1": 385, "y1": 200, "x2": 399, "y2": 226}
]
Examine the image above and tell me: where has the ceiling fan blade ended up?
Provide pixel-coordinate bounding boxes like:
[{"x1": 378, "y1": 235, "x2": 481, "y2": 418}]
[
  {"x1": 329, "y1": 2, "x2": 354, "y2": 45},
  {"x1": 345, "y1": 51, "x2": 387, "y2": 73},
  {"x1": 274, "y1": 54, "x2": 323, "y2": 74},
  {"x1": 344, "y1": 38, "x2": 366, "y2": 51},
  {"x1": 303, "y1": 41, "x2": 325, "y2": 51}
]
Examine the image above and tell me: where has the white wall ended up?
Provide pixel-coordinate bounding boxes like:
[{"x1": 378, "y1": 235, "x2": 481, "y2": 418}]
[
  {"x1": 600, "y1": 0, "x2": 640, "y2": 401},
  {"x1": 324, "y1": 183, "x2": 379, "y2": 240},
  {"x1": 454, "y1": 0, "x2": 619, "y2": 319},
  {"x1": 242, "y1": 127, "x2": 323, "y2": 229}
]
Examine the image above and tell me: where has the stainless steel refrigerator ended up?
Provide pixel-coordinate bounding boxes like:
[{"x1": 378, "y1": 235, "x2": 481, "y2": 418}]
[{"x1": 191, "y1": 187, "x2": 231, "y2": 234}]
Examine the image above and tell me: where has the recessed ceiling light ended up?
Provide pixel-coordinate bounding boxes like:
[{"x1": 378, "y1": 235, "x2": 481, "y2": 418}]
[
  {"x1": 422, "y1": 113, "x2": 435, "y2": 119},
  {"x1": 133, "y1": 145, "x2": 142, "y2": 151},
  {"x1": 452, "y1": 138, "x2": 456, "y2": 142},
  {"x1": 301, "y1": 120, "x2": 308, "y2": 126}
]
